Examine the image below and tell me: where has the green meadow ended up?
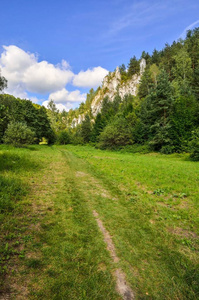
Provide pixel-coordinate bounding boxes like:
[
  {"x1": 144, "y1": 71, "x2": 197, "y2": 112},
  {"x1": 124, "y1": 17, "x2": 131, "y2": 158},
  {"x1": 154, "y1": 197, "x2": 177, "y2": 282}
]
[{"x1": 0, "y1": 145, "x2": 198, "y2": 299}]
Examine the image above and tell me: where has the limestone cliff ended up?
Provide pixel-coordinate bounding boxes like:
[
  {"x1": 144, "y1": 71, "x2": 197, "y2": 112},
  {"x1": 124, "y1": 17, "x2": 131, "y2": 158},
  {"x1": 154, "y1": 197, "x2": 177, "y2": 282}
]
[
  {"x1": 91, "y1": 58, "x2": 146, "y2": 117},
  {"x1": 72, "y1": 58, "x2": 146, "y2": 126}
]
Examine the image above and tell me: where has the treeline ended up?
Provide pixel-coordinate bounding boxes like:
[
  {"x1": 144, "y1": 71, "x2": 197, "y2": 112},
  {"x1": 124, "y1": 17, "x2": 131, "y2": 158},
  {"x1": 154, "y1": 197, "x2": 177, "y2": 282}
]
[
  {"x1": 0, "y1": 94, "x2": 55, "y2": 145},
  {"x1": 57, "y1": 28, "x2": 199, "y2": 159}
]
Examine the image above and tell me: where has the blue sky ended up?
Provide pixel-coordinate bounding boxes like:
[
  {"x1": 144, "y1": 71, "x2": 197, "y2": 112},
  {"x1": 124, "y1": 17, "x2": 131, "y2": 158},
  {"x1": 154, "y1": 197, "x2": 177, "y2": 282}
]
[{"x1": 0, "y1": 0, "x2": 199, "y2": 110}]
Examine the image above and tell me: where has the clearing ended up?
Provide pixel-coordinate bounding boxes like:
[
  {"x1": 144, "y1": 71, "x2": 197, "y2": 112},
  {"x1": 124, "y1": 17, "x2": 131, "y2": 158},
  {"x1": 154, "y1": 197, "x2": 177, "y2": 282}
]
[{"x1": 0, "y1": 145, "x2": 198, "y2": 299}]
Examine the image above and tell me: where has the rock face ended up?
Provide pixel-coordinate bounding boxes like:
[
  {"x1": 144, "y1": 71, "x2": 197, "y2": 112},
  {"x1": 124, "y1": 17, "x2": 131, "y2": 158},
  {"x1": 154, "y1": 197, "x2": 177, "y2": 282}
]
[
  {"x1": 91, "y1": 59, "x2": 146, "y2": 117},
  {"x1": 72, "y1": 114, "x2": 85, "y2": 128},
  {"x1": 72, "y1": 58, "x2": 146, "y2": 125},
  {"x1": 140, "y1": 58, "x2": 146, "y2": 75}
]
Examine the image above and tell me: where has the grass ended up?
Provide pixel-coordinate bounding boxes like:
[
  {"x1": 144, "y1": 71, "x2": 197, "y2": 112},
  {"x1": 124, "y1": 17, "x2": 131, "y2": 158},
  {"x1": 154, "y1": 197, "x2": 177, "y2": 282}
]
[
  {"x1": 0, "y1": 144, "x2": 198, "y2": 299},
  {"x1": 0, "y1": 145, "x2": 118, "y2": 299}
]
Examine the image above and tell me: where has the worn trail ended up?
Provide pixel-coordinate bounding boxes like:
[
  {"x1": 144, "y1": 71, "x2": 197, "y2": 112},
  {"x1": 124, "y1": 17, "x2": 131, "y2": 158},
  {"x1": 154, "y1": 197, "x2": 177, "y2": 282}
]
[
  {"x1": 62, "y1": 149, "x2": 135, "y2": 300},
  {"x1": 93, "y1": 210, "x2": 134, "y2": 300}
]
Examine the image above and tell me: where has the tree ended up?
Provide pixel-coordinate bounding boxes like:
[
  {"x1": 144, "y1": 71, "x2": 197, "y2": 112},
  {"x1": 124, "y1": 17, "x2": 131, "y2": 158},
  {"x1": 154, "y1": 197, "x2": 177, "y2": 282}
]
[
  {"x1": 47, "y1": 99, "x2": 59, "y2": 132},
  {"x1": 189, "y1": 128, "x2": 199, "y2": 161},
  {"x1": 80, "y1": 114, "x2": 92, "y2": 143},
  {"x1": 150, "y1": 64, "x2": 160, "y2": 86},
  {"x1": 98, "y1": 115, "x2": 133, "y2": 149},
  {"x1": 0, "y1": 70, "x2": 7, "y2": 92},
  {"x1": 151, "y1": 49, "x2": 161, "y2": 65},
  {"x1": 56, "y1": 131, "x2": 70, "y2": 145},
  {"x1": 172, "y1": 47, "x2": 193, "y2": 83},
  {"x1": 91, "y1": 113, "x2": 106, "y2": 143},
  {"x1": 101, "y1": 96, "x2": 114, "y2": 120},
  {"x1": 3, "y1": 122, "x2": 35, "y2": 147},
  {"x1": 138, "y1": 68, "x2": 154, "y2": 99},
  {"x1": 169, "y1": 84, "x2": 197, "y2": 151},
  {"x1": 0, "y1": 94, "x2": 55, "y2": 144},
  {"x1": 128, "y1": 56, "x2": 140, "y2": 76},
  {"x1": 0, "y1": 104, "x2": 9, "y2": 143},
  {"x1": 137, "y1": 70, "x2": 174, "y2": 150},
  {"x1": 141, "y1": 51, "x2": 151, "y2": 65}
]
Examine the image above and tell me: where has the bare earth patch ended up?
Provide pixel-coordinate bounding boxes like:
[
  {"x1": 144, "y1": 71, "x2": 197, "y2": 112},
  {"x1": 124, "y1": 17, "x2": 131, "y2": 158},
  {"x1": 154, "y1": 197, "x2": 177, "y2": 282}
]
[
  {"x1": 75, "y1": 171, "x2": 88, "y2": 177},
  {"x1": 168, "y1": 227, "x2": 198, "y2": 239},
  {"x1": 93, "y1": 210, "x2": 135, "y2": 300},
  {"x1": 89, "y1": 177, "x2": 117, "y2": 200}
]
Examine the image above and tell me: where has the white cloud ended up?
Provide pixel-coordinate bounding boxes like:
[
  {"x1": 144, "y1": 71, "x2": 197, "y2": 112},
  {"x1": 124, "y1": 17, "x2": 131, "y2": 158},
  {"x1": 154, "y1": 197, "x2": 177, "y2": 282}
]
[
  {"x1": 73, "y1": 66, "x2": 109, "y2": 88},
  {"x1": 41, "y1": 88, "x2": 86, "y2": 111},
  {"x1": 0, "y1": 45, "x2": 109, "y2": 110},
  {"x1": 48, "y1": 88, "x2": 86, "y2": 104},
  {"x1": 42, "y1": 100, "x2": 73, "y2": 112},
  {"x1": 29, "y1": 96, "x2": 40, "y2": 104},
  {"x1": 0, "y1": 45, "x2": 74, "y2": 95},
  {"x1": 24, "y1": 61, "x2": 73, "y2": 94}
]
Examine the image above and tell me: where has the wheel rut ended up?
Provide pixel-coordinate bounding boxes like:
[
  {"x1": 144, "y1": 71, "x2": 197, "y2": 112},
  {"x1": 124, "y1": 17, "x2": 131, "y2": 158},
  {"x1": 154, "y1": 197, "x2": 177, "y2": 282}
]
[{"x1": 93, "y1": 210, "x2": 135, "y2": 300}]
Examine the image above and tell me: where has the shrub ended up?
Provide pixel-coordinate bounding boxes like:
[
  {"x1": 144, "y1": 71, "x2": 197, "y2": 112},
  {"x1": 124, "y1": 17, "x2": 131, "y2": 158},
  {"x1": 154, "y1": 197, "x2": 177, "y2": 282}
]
[
  {"x1": 160, "y1": 145, "x2": 175, "y2": 154},
  {"x1": 189, "y1": 129, "x2": 199, "y2": 161},
  {"x1": 98, "y1": 116, "x2": 133, "y2": 149},
  {"x1": 3, "y1": 122, "x2": 35, "y2": 147},
  {"x1": 56, "y1": 131, "x2": 70, "y2": 145}
]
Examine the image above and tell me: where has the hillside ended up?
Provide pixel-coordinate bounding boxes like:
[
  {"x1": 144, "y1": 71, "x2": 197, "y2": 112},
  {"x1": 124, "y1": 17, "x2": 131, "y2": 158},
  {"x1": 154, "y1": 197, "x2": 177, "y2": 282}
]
[
  {"x1": 72, "y1": 58, "x2": 146, "y2": 127},
  {"x1": 57, "y1": 28, "x2": 198, "y2": 156}
]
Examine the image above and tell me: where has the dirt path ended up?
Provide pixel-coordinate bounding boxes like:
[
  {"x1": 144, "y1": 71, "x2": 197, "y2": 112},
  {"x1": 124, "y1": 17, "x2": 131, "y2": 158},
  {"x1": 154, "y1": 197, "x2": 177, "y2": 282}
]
[
  {"x1": 62, "y1": 150, "x2": 135, "y2": 300},
  {"x1": 93, "y1": 210, "x2": 134, "y2": 300},
  {"x1": 1, "y1": 147, "x2": 136, "y2": 300}
]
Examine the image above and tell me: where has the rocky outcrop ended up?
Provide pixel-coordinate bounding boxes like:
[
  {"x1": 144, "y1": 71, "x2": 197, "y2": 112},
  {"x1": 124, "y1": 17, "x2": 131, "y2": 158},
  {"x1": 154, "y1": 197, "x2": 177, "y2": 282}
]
[
  {"x1": 72, "y1": 114, "x2": 85, "y2": 128},
  {"x1": 72, "y1": 58, "x2": 146, "y2": 125},
  {"x1": 91, "y1": 59, "x2": 146, "y2": 117}
]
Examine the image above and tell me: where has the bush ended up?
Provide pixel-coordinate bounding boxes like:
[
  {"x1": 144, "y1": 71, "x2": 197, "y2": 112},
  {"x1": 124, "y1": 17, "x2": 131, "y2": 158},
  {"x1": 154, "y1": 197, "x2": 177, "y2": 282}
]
[
  {"x1": 189, "y1": 129, "x2": 199, "y2": 161},
  {"x1": 56, "y1": 131, "x2": 70, "y2": 145},
  {"x1": 98, "y1": 116, "x2": 133, "y2": 149},
  {"x1": 160, "y1": 145, "x2": 175, "y2": 154},
  {"x1": 3, "y1": 122, "x2": 35, "y2": 147}
]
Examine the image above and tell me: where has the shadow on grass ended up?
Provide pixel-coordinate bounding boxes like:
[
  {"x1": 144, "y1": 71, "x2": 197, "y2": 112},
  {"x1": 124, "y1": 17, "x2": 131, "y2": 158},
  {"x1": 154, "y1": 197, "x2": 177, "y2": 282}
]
[
  {"x1": 0, "y1": 151, "x2": 42, "y2": 173},
  {"x1": 0, "y1": 175, "x2": 28, "y2": 213}
]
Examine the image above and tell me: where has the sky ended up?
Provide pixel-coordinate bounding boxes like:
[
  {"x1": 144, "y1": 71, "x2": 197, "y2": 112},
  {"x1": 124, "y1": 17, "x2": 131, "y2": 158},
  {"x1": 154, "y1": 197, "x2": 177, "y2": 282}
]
[{"x1": 0, "y1": 0, "x2": 199, "y2": 111}]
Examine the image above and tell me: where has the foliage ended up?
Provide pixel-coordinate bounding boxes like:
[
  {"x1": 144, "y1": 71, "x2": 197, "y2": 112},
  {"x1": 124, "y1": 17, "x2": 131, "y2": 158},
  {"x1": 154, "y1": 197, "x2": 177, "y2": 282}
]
[
  {"x1": 0, "y1": 94, "x2": 55, "y2": 144},
  {"x1": 91, "y1": 113, "x2": 106, "y2": 142},
  {"x1": 80, "y1": 114, "x2": 92, "y2": 143},
  {"x1": 138, "y1": 68, "x2": 154, "y2": 99},
  {"x1": 56, "y1": 130, "x2": 71, "y2": 145},
  {"x1": 98, "y1": 115, "x2": 133, "y2": 149},
  {"x1": 189, "y1": 129, "x2": 199, "y2": 160},
  {"x1": 0, "y1": 70, "x2": 7, "y2": 92},
  {"x1": 3, "y1": 122, "x2": 35, "y2": 147},
  {"x1": 128, "y1": 56, "x2": 140, "y2": 76}
]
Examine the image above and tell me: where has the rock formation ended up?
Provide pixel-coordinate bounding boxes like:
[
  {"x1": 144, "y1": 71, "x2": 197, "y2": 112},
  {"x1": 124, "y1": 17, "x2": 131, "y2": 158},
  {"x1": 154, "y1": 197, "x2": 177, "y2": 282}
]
[
  {"x1": 72, "y1": 58, "x2": 146, "y2": 125},
  {"x1": 91, "y1": 58, "x2": 146, "y2": 116}
]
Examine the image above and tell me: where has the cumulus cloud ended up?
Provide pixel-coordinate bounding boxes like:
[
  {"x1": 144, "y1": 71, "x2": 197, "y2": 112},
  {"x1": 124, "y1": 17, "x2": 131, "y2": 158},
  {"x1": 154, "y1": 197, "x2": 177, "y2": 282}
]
[
  {"x1": 48, "y1": 88, "x2": 86, "y2": 104},
  {"x1": 41, "y1": 88, "x2": 86, "y2": 111},
  {"x1": 42, "y1": 100, "x2": 73, "y2": 112},
  {"x1": 0, "y1": 45, "x2": 109, "y2": 110},
  {"x1": 0, "y1": 45, "x2": 74, "y2": 95},
  {"x1": 73, "y1": 66, "x2": 109, "y2": 88}
]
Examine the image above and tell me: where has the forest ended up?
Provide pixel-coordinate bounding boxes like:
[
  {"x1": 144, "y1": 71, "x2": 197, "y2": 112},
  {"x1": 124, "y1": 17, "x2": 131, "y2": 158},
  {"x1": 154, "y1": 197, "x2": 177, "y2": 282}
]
[{"x1": 0, "y1": 28, "x2": 199, "y2": 160}]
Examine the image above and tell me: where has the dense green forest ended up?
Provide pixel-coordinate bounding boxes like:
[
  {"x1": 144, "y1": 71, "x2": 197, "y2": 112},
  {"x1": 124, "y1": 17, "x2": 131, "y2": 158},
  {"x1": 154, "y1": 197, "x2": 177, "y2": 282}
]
[{"x1": 0, "y1": 28, "x2": 199, "y2": 159}]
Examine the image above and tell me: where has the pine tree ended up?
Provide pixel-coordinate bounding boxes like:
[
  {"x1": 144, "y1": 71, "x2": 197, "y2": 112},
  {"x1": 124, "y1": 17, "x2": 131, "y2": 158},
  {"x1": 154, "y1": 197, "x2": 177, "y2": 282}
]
[{"x1": 80, "y1": 114, "x2": 92, "y2": 143}]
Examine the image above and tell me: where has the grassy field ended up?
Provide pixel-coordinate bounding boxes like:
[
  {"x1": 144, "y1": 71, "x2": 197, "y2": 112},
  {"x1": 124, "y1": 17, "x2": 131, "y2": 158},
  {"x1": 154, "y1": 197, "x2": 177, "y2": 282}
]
[{"x1": 0, "y1": 145, "x2": 198, "y2": 299}]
